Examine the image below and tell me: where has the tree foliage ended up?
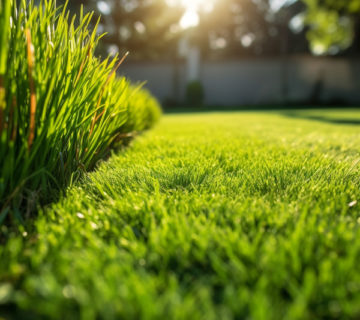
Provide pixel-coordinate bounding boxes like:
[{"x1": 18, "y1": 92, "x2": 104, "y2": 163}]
[
  {"x1": 61, "y1": 0, "x2": 360, "y2": 58},
  {"x1": 301, "y1": 0, "x2": 360, "y2": 54},
  {"x1": 195, "y1": 0, "x2": 306, "y2": 57},
  {"x1": 64, "y1": 0, "x2": 184, "y2": 59}
]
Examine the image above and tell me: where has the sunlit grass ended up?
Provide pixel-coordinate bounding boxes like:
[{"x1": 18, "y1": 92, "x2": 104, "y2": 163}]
[{"x1": 1, "y1": 110, "x2": 360, "y2": 319}]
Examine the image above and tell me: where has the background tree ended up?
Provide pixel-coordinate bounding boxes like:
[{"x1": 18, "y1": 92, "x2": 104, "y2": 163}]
[
  {"x1": 60, "y1": 0, "x2": 360, "y2": 59},
  {"x1": 63, "y1": 0, "x2": 184, "y2": 59},
  {"x1": 301, "y1": 0, "x2": 360, "y2": 55},
  {"x1": 194, "y1": 0, "x2": 308, "y2": 58}
]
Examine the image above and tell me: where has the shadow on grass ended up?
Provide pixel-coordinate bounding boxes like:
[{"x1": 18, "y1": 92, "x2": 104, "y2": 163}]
[
  {"x1": 282, "y1": 112, "x2": 360, "y2": 126},
  {"x1": 164, "y1": 104, "x2": 358, "y2": 114},
  {"x1": 165, "y1": 105, "x2": 360, "y2": 126}
]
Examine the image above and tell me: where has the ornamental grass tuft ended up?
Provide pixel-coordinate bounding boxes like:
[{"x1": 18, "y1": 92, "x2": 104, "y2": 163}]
[{"x1": 0, "y1": 0, "x2": 161, "y2": 222}]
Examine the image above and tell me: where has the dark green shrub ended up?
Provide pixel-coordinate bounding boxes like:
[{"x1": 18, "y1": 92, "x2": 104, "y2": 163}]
[{"x1": 186, "y1": 81, "x2": 204, "y2": 106}]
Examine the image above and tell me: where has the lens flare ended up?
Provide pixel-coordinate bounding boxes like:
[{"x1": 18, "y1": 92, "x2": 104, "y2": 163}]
[
  {"x1": 180, "y1": 10, "x2": 199, "y2": 29},
  {"x1": 178, "y1": 0, "x2": 216, "y2": 29}
]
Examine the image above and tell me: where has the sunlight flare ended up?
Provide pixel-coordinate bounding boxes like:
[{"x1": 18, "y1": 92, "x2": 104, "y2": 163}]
[
  {"x1": 178, "y1": 0, "x2": 216, "y2": 29},
  {"x1": 180, "y1": 9, "x2": 199, "y2": 29}
]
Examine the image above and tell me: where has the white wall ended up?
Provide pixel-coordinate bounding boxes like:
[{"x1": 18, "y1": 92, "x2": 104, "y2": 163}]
[
  {"x1": 119, "y1": 56, "x2": 360, "y2": 106},
  {"x1": 201, "y1": 59, "x2": 284, "y2": 105},
  {"x1": 119, "y1": 61, "x2": 185, "y2": 102}
]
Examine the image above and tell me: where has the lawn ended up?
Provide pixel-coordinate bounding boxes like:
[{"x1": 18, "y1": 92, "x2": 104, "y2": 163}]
[{"x1": 2, "y1": 110, "x2": 360, "y2": 319}]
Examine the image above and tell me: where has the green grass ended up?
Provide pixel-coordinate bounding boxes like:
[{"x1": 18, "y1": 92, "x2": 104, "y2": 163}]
[
  {"x1": 0, "y1": 0, "x2": 161, "y2": 221},
  {"x1": 2, "y1": 110, "x2": 360, "y2": 319}
]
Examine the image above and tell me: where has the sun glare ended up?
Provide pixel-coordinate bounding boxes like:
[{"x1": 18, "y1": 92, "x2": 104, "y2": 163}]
[
  {"x1": 180, "y1": 0, "x2": 213, "y2": 10},
  {"x1": 177, "y1": 0, "x2": 297, "y2": 29},
  {"x1": 178, "y1": 0, "x2": 216, "y2": 29},
  {"x1": 180, "y1": 10, "x2": 199, "y2": 29}
]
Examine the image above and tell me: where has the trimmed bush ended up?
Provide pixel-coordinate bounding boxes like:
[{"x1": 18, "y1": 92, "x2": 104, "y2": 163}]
[
  {"x1": 186, "y1": 80, "x2": 204, "y2": 106},
  {"x1": 0, "y1": 0, "x2": 161, "y2": 222}
]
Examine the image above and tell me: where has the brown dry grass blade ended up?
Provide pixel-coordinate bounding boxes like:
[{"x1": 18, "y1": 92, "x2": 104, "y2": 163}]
[{"x1": 26, "y1": 29, "x2": 36, "y2": 151}]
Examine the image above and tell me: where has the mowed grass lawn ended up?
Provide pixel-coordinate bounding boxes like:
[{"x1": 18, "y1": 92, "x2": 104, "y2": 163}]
[{"x1": 2, "y1": 110, "x2": 360, "y2": 319}]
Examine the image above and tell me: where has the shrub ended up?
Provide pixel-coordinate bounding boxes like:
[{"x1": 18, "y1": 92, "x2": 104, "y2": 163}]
[
  {"x1": 186, "y1": 80, "x2": 204, "y2": 106},
  {"x1": 0, "y1": 0, "x2": 161, "y2": 222}
]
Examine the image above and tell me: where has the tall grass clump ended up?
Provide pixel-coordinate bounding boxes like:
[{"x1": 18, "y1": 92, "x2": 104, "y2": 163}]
[{"x1": 0, "y1": 0, "x2": 161, "y2": 222}]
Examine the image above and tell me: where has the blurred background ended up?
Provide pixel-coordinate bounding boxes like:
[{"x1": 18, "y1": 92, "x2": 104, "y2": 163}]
[{"x1": 61, "y1": 0, "x2": 360, "y2": 108}]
